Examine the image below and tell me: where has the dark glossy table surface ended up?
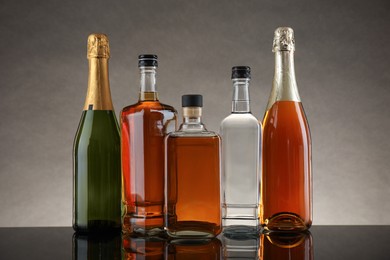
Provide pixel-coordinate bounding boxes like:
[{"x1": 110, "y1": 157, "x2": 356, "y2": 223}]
[{"x1": 0, "y1": 226, "x2": 389, "y2": 259}]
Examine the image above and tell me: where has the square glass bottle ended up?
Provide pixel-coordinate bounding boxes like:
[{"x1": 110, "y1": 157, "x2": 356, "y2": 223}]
[{"x1": 165, "y1": 95, "x2": 222, "y2": 238}]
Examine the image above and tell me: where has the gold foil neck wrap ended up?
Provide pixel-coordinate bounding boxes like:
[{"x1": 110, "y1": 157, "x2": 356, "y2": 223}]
[
  {"x1": 87, "y1": 33, "x2": 110, "y2": 59},
  {"x1": 273, "y1": 27, "x2": 295, "y2": 52},
  {"x1": 183, "y1": 107, "x2": 202, "y2": 118}
]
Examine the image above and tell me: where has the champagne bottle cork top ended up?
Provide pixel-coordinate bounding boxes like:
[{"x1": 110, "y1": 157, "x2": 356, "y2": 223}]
[
  {"x1": 272, "y1": 27, "x2": 295, "y2": 52},
  {"x1": 87, "y1": 33, "x2": 110, "y2": 58}
]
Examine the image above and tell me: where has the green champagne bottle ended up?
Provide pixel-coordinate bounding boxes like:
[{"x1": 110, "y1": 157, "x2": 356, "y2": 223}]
[{"x1": 73, "y1": 34, "x2": 121, "y2": 233}]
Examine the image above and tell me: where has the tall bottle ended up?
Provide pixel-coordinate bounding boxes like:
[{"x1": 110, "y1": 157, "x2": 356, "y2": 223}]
[
  {"x1": 220, "y1": 66, "x2": 261, "y2": 237},
  {"x1": 73, "y1": 34, "x2": 121, "y2": 232},
  {"x1": 121, "y1": 55, "x2": 177, "y2": 235},
  {"x1": 166, "y1": 95, "x2": 221, "y2": 238},
  {"x1": 261, "y1": 27, "x2": 312, "y2": 231}
]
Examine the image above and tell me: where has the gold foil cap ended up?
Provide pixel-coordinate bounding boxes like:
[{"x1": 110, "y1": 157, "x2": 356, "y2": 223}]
[
  {"x1": 87, "y1": 33, "x2": 110, "y2": 58},
  {"x1": 272, "y1": 27, "x2": 295, "y2": 52}
]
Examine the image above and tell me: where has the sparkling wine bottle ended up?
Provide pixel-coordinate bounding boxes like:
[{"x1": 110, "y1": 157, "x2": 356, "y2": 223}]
[
  {"x1": 121, "y1": 55, "x2": 177, "y2": 235},
  {"x1": 261, "y1": 27, "x2": 312, "y2": 231},
  {"x1": 220, "y1": 66, "x2": 261, "y2": 237},
  {"x1": 166, "y1": 95, "x2": 222, "y2": 238},
  {"x1": 73, "y1": 34, "x2": 121, "y2": 233}
]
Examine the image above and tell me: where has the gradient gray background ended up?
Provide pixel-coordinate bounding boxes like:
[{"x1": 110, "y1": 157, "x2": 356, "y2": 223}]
[{"x1": 0, "y1": 0, "x2": 389, "y2": 227}]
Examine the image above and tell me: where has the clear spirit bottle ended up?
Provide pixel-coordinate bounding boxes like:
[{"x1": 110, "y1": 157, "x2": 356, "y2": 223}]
[
  {"x1": 220, "y1": 66, "x2": 261, "y2": 237},
  {"x1": 166, "y1": 95, "x2": 222, "y2": 238}
]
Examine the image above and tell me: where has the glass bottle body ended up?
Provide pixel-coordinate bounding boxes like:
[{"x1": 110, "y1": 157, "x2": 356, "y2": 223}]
[
  {"x1": 166, "y1": 116, "x2": 222, "y2": 238},
  {"x1": 73, "y1": 110, "x2": 121, "y2": 232},
  {"x1": 121, "y1": 98, "x2": 177, "y2": 235},
  {"x1": 261, "y1": 44, "x2": 312, "y2": 231},
  {"x1": 221, "y1": 113, "x2": 260, "y2": 235}
]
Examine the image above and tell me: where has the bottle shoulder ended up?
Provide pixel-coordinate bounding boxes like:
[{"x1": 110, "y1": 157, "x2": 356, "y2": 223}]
[
  {"x1": 220, "y1": 113, "x2": 261, "y2": 129},
  {"x1": 167, "y1": 130, "x2": 220, "y2": 139},
  {"x1": 121, "y1": 100, "x2": 177, "y2": 115},
  {"x1": 74, "y1": 111, "x2": 120, "y2": 145}
]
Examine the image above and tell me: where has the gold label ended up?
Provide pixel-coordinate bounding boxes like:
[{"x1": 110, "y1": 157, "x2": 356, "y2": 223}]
[{"x1": 83, "y1": 58, "x2": 114, "y2": 110}]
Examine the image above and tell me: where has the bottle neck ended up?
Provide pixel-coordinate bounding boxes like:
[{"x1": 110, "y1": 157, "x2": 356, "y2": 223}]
[
  {"x1": 266, "y1": 51, "x2": 301, "y2": 111},
  {"x1": 84, "y1": 58, "x2": 114, "y2": 111},
  {"x1": 232, "y1": 78, "x2": 251, "y2": 113},
  {"x1": 180, "y1": 107, "x2": 205, "y2": 131},
  {"x1": 139, "y1": 66, "x2": 159, "y2": 101}
]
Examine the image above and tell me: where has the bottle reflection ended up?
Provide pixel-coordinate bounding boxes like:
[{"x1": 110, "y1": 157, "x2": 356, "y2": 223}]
[
  {"x1": 260, "y1": 231, "x2": 313, "y2": 260},
  {"x1": 222, "y1": 234, "x2": 259, "y2": 259},
  {"x1": 72, "y1": 232, "x2": 121, "y2": 260},
  {"x1": 167, "y1": 238, "x2": 222, "y2": 259},
  {"x1": 122, "y1": 234, "x2": 166, "y2": 259}
]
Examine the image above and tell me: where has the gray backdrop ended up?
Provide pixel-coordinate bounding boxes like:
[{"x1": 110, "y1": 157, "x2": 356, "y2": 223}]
[{"x1": 0, "y1": 0, "x2": 389, "y2": 227}]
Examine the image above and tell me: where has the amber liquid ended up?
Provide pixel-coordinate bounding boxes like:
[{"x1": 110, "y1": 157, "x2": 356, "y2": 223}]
[
  {"x1": 261, "y1": 101, "x2": 312, "y2": 231},
  {"x1": 166, "y1": 135, "x2": 222, "y2": 238},
  {"x1": 121, "y1": 98, "x2": 176, "y2": 234},
  {"x1": 260, "y1": 232, "x2": 313, "y2": 260}
]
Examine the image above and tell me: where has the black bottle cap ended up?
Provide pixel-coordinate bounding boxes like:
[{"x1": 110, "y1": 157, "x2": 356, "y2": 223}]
[
  {"x1": 231, "y1": 66, "x2": 251, "y2": 79},
  {"x1": 182, "y1": 95, "x2": 203, "y2": 107},
  {"x1": 138, "y1": 54, "x2": 158, "y2": 67}
]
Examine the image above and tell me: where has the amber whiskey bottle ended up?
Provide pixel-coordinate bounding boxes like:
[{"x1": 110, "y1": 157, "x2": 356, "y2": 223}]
[
  {"x1": 121, "y1": 55, "x2": 177, "y2": 235},
  {"x1": 261, "y1": 27, "x2": 312, "y2": 231},
  {"x1": 166, "y1": 95, "x2": 222, "y2": 238}
]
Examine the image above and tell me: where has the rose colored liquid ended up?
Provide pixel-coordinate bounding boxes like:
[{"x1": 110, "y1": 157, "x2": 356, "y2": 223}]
[{"x1": 261, "y1": 101, "x2": 312, "y2": 231}]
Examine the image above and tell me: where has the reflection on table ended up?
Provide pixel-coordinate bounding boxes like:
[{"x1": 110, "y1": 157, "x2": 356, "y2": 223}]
[
  {"x1": 260, "y1": 231, "x2": 313, "y2": 260},
  {"x1": 71, "y1": 231, "x2": 314, "y2": 259},
  {"x1": 122, "y1": 234, "x2": 166, "y2": 259},
  {"x1": 72, "y1": 232, "x2": 121, "y2": 260},
  {"x1": 222, "y1": 234, "x2": 259, "y2": 259}
]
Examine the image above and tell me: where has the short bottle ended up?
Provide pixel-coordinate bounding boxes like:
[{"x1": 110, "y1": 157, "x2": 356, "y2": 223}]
[
  {"x1": 165, "y1": 95, "x2": 222, "y2": 238},
  {"x1": 121, "y1": 55, "x2": 177, "y2": 235},
  {"x1": 220, "y1": 66, "x2": 261, "y2": 237},
  {"x1": 73, "y1": 34, "x2": 121, "y2": 233},
  {"x1": 261, "y1": 27, "x2": 312, "y2": 231}
]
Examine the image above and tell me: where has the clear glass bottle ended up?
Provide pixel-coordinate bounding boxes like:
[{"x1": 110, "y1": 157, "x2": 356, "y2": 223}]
[
  {"x1": 73, "y1": 34, "x2": 121, "y2": 233},
  {"x1": 121, "y1": 55, "x2": 177, "y2": 235},
  {"x1": 261, "y1": 27, "x2": 312, "y2": 231},
  {"x1": 220, "y1": 66, "x2": 261, "y2": 237},
  {"x1": 165, "y1": 95, "x2": 222, "y2": 238}
]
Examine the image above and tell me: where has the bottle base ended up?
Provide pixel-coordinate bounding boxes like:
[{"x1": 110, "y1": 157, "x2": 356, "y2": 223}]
[
  {"x1": 167, "y1": 221, "x2": 221, "y2": 239},
  {"x1": 73, "y1": 220, "x2": 121, "y2": 234},
  {"x1": 122, "y1": 215, "x2": 165, "y2": 236},
  {"x1": 262, "y1": 212, "x2": 310, "y2": 232},
  {"x1": 223, "y1": 225, "x2": 260, "y2": 239}
]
